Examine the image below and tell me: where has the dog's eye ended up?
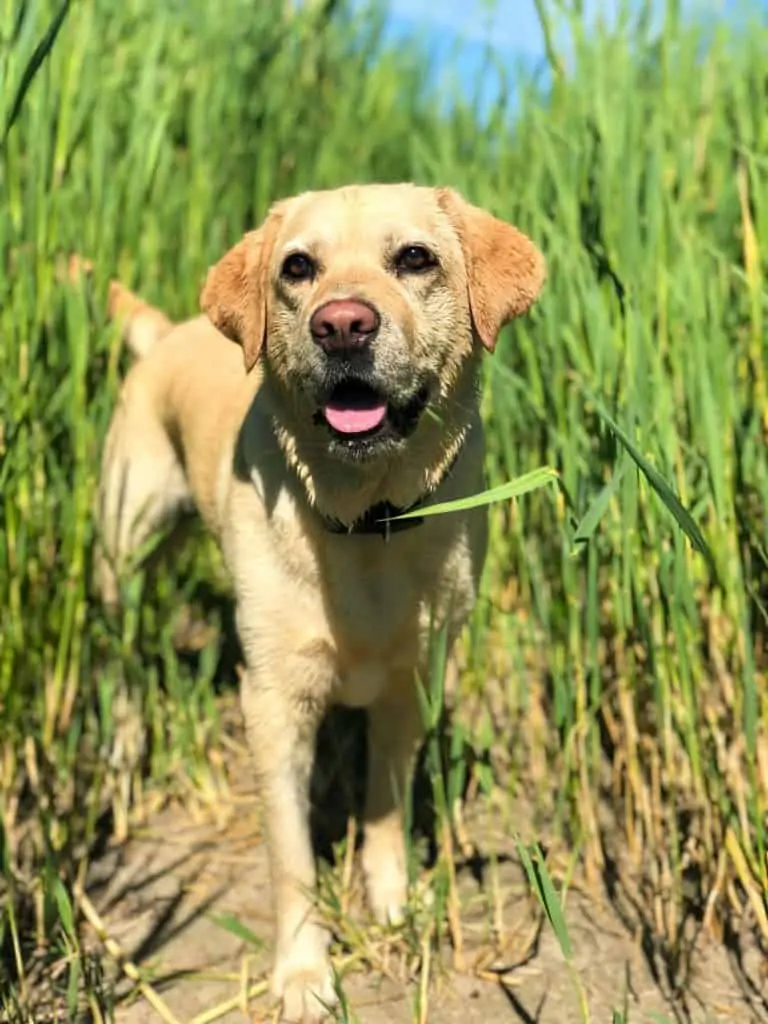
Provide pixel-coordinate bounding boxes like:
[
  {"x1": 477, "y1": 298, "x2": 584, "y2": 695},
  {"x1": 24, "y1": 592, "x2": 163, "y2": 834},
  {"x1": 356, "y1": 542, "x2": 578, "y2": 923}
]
[
  {"x1": 395, "y1": 245, "x2": 438, "y2": 274},
  {"x1": 281, "y1": 252, "x2": 316, "y2": 282}
]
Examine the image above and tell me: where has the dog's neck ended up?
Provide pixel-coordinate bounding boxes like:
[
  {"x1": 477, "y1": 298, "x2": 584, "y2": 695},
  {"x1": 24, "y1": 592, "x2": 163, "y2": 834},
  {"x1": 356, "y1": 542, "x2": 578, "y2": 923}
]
[
  {"x1": 272, "y1": 415, "x2": 470, "y2": 531},
  {"x1": 316, "y1": 431, "x2": 467, "y2": 538}
]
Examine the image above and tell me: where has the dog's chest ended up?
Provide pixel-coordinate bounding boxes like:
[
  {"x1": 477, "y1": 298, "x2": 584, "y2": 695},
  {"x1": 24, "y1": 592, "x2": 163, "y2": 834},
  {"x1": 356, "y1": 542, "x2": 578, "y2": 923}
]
[
  {"x1": 321, "y1": 525, "x2": 478, "y2": 699},
  {"x1": 225, "y1": 477, "x2": 486, "y2": 709}
]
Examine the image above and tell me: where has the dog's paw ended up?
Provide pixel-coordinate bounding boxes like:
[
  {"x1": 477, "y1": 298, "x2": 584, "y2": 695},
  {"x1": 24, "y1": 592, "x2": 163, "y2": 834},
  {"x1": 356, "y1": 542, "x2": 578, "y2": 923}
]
[
  {"x1": 367, "y1": 883, "x2": 407, "y2": 928},
  {"x1": 272, "y1": 948, "x2": 337, "y2": 1022},
  {"x1": 363, "y1": 851, "x2": 408, "y2": 927}
]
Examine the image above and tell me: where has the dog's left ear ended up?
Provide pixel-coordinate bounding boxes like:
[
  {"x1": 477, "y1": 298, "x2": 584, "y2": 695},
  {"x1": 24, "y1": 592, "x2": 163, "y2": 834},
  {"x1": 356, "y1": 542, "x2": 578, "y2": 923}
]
[
  {"x1": 200, "y1": 205, "x2": 284, "y2": 371},
  {"x1": 437, "y1": 188, "x2": 546, "y2": 353}
]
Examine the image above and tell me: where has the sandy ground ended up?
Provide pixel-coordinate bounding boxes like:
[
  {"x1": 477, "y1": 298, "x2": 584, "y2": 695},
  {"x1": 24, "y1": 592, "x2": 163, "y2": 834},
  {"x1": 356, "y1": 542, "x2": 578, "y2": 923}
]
[{"x1": 84, "y1": 739, "x2": 767, "y2": 1024}]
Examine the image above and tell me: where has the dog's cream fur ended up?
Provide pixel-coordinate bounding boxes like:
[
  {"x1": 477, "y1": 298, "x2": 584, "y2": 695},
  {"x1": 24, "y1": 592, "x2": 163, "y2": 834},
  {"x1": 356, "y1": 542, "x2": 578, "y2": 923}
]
[{"x1": 96, "y1": 183, "x2": 545, "y2": 1022}]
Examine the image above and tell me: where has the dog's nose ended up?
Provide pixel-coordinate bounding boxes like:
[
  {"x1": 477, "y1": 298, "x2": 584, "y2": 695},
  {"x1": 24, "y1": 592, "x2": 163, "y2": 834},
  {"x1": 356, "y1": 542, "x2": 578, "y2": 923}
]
[{"x1": 310, "y1": 299, "x2": 380, "y2": 353}]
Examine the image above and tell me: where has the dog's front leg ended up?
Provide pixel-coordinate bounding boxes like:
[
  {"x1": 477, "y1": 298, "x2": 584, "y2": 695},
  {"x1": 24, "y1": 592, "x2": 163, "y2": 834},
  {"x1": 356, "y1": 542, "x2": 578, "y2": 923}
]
[
  {"x1": 362, "y1": 673, "x2": 424, "y2": 926},
  {"x1": 239, "y1": 660, "x2": 336, "y2": 1023}
]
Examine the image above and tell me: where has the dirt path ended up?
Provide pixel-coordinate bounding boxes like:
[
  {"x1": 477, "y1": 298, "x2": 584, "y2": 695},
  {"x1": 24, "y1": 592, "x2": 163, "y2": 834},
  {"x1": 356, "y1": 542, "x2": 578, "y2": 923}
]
[{"x1": 85, "y1": 760, "x2": 765, "y2": 1024}]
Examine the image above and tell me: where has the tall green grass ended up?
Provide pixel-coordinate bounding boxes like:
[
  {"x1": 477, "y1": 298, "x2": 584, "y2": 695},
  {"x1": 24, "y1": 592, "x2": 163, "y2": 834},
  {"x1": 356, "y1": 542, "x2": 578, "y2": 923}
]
[{"x1": 1, "y1": 0, "x2": 766, "y2": 1016}]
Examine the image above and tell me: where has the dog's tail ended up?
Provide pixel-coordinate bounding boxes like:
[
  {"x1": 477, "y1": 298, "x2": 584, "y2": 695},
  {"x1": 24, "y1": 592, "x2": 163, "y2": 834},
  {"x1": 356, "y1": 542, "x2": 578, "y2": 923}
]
[
  {"x1": 62, "y1": 256, "x2": 175, "y2": 360},
  {"x1": 108, "y1": 281, "x2": 175, "y2": 359}
]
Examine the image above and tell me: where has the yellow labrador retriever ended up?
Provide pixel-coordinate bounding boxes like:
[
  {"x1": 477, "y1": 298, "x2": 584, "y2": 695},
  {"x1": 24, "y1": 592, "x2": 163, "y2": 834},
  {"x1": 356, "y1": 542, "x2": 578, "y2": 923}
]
[{"x1": 96, "y1": 183, "x2": 545, "y2": 1021}]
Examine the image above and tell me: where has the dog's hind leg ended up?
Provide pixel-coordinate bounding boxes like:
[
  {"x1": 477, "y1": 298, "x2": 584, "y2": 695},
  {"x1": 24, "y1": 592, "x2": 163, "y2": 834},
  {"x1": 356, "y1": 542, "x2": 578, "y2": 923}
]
[
  {"x1": 94, "y1": 282, "x2": 189, "y2": 608},
  {"x1": 94, "y1": 378, "x2": 192, "y2": 609}
]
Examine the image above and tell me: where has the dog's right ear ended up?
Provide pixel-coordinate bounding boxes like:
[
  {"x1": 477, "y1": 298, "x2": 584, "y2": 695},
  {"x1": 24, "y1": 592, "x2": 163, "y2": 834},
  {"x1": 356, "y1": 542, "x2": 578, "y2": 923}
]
[{"x1": 200, "y1": 209, "x2": 283, "y2": 371}]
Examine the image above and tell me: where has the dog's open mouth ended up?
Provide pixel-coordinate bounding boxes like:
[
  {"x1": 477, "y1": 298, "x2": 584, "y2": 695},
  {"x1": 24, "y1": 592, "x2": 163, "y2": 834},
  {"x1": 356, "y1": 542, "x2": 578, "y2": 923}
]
[
  {"x1": 315, "y1": 378, "x2": 430, "y2": 451},
  {"x1": 321, "y1": 380, "x2": 388, "y2": 437}
]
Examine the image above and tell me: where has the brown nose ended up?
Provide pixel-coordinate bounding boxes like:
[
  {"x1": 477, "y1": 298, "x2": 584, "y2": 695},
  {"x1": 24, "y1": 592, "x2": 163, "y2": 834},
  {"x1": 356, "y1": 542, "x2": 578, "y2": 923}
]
[{"x1": 309, "y1": 299, "x2": 380, "y2": 353}]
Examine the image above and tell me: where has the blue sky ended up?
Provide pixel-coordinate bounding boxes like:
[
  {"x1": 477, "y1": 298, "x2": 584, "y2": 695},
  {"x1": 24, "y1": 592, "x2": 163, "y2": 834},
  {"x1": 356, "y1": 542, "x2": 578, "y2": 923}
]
[
  {"x1": 382, "y1": 0, "x2": 760, "y2": 54},
  {"x1": 384, "y1": 0, "x2": 656, "y2": 57},
  {"x1": 368, "y1": 0, "x2": 766, "y2": 105}
]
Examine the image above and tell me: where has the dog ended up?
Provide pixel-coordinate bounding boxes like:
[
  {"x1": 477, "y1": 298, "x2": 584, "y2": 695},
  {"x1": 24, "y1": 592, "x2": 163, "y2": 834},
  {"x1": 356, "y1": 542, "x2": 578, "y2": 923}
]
[{"x1": 95, "y1": 183, "x2": 545, "y2": 1022}]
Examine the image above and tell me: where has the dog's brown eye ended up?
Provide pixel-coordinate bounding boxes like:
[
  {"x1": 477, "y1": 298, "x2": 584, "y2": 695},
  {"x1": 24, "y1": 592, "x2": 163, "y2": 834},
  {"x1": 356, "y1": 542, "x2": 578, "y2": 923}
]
[
  {"x1": 395, "y1": 245, "x2": 437, "y2": 274},
  {"x1": 281, "y1": 253, "x2": 316, "y2": 282}
]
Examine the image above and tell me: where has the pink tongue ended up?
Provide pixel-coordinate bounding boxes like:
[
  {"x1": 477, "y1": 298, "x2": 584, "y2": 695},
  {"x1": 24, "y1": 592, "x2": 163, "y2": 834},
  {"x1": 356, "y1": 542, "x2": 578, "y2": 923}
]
[{"x1": 324, "y1": 401, "x2": 387, "y2": 435}]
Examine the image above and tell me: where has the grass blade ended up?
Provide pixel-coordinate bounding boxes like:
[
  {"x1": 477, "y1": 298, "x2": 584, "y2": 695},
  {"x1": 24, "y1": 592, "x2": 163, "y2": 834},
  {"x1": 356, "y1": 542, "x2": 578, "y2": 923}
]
[
  {"x1": 208, "y1": 912, "x2": 264, "y2": 949},
  {"x1": 1, "y1": 0, "x2": 72, "y2": 147},
  {"x1": 517, "y1": 841, "x2": 572, "y2": 959},
  {"x1": 571, "y1": 457, "x2": 627, "y2": 551},
  {"x1": 583, "y1": 389, "x2": 716, "y2": 573},
  {"x1": 387, "y1": 466, "x2": 558, "y2": 521}
]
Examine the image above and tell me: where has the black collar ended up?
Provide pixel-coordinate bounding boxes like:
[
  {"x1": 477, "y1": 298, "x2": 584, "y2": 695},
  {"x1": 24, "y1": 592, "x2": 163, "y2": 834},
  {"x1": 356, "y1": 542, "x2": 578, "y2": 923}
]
[
  {"x1": 322, "y1": 499, "x2": 424, "y2": 541},
  {"x1": 319, "y1": 439, "x2": 466, "y2": 542}
]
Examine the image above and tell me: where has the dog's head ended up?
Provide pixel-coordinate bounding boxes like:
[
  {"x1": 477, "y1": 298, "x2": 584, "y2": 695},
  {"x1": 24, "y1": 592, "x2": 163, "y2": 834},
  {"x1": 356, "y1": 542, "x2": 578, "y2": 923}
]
[{"x1": 201, "y1": 184, "x2": 545, "y2": 465}]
